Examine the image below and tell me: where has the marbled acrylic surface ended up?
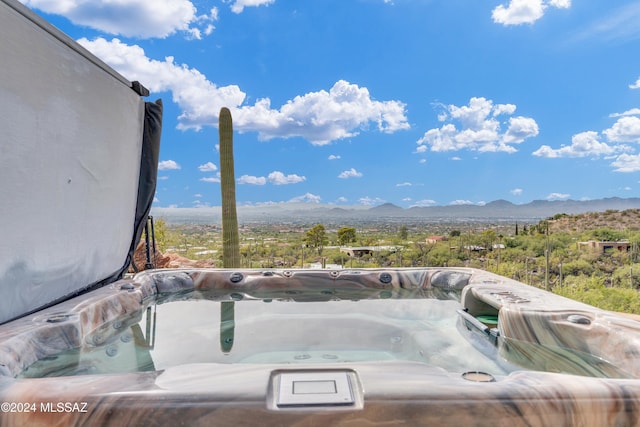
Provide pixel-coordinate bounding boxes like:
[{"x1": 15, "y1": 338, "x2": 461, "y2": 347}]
[{"x1": 0, "y1": 268, "x2": 639, "y2": 426}]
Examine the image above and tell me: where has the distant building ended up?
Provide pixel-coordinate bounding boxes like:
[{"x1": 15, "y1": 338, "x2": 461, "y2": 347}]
[
  {"x1": 578, "y1": 240, "x2": 630, "y2": 253},
  {"x1": 426, "y1": 235, "x2": 447, "y2": 244},
  {"x1": 340, "y1": 247, "x2": 374, "y2": 257},
  {"x1": 340, "y1": 246, "x2": 399, "y2": 257}
]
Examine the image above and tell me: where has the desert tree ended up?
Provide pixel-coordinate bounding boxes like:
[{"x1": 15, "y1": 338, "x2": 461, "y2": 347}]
[{"x1": 305, "y1": 224, "x2": 328, "y2": 256}]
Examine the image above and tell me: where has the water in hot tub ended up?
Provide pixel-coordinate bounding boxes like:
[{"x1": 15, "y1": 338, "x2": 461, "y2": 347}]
[{"x1": 17, "y1": 293, "x2": 627, "y2": 379}]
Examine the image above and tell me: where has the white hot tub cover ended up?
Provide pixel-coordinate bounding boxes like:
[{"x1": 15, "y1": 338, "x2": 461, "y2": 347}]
[{"x1": 0, "y1": 0, "x2": 162, "y2": 323}]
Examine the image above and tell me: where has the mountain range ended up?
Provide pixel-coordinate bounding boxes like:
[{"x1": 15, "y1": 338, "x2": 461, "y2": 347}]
[{"x1": 151, "y1": 197, "x2": 640, "y2": 225}]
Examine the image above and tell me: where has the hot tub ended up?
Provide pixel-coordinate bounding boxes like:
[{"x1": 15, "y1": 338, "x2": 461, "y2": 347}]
[{"x1": 0, "y1": 267, "x2": 639, "y2": 426}]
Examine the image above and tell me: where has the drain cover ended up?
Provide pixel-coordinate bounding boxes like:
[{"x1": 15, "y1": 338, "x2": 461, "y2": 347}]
[{"x1": 276, "y1": 371, "x2": 355, "y2": 407}]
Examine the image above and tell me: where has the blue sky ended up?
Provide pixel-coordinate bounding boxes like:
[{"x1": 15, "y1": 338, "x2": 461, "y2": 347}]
[{"x1": 21, "y1": 0, "x2": 640, "y2": 208}]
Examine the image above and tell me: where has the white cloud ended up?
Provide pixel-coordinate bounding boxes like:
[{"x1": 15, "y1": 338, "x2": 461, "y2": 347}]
[
  {"x1": 532, "y1": 114, "x2": 640, "y2": 172},
  {"x1": 603, "y1": 116, "x2": 640, "y2": 143},
  {"x1": 335, "y1": 196, "x2": 348, "y2": 203},
  {"x1": 338, "y1": 168, "x2": 363, "y2": 179},
  {"x1": 546, "y1": 192, "x2": 570, "y2": 200},
  {"x1": 492, "y1": 0, "x2": 544, "y2": 25},
  {"x1": 532, "y1": 131, "x2": 622, "y2": 158},
  {"x1": 234, "y1": 80, "x2": 410, "y2": 145},
  {"x1": 249, "y1": 200, "x2": 278, "y2": 206},
  {"x1": 78, "y1": 38, "x2": 246, "y2": 131},
  {"x1": 228, "y1": 0, "x2": 275, "y2": 14},
  {"x1": 411, "y1": 199, "x2": 437, "y2": 207},
  {"x1": 158, "y1": 160, "x2": 181, "y2": 170},
  {"x1": 417, "y1": 97, "x2": 538, "y2": 153},
  {"x1": 200, "y1": 172, "x2": 221, "y2": 183},
  {"x1": 289, "y1": 193, "x2": 322, "y2": 203},
  {"x1": 77, "y1": 39, "x2": 408, "y2": 144},
  {"x1": 503, "y1": 116, "x2": 540, "y2": 143},
  {"x1": 510, "y1": 188, "x2": 523, "y2": 196},
  {"x1": 22, "y1": 0, "x2": 218, "y2": 39},
  {"x1": 610, "y1": 108, "x2": 640, "y2": 117},
  {"x1": 359, "y1": 197, "x2": 385, "y2": 206},
  {"x1": 237, "y1": 175, "x2": 267, "y2": 185},
  {"x1": 267, "y1": 171, "x2": 306, "y2": 185},
  {"x1": 234, "y1": 171, "x2": 306, "y2": 185},
  {"x1": 449, "y1": 200, "x2": 474, "y2": 205},
  {"x1": 492, "y1": 0, "x2": 570, "y2": 26},
  {"x1": 328, "y1": 154, "x2": 341, "y2": 160},
  {"x1": 611, "y1": 154, "x2": 640, "y2": 172},
  {"x1": 198, "y1": 162, "x2": 218, "y2": 172},
  {"x1": 396, "y1": 182, "x2": 412, "y2": 187},
  {"x1": 631, "y1": 79, "x2": 640, "y2": 90}
]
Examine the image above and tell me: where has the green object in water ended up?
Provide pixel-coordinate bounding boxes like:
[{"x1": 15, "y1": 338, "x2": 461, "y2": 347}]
[{"x1": 476, "y1": 315, "x2": 499, "y2": 327}]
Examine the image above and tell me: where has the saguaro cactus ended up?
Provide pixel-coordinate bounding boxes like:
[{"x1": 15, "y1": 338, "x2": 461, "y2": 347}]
[
  {"x1": 218, "y1": 107, "x2": 239, "y2": 354},
  {"x1": 219, "y1": 107, "x2": 241, "y2": 268}
]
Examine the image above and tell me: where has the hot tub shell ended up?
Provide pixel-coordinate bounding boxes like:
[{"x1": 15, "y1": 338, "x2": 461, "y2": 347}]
[{"x1": 0, "y1": 268, "x2": 639, "y2": 426}]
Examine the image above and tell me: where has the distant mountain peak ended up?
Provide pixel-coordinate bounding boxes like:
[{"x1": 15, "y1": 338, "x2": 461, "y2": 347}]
[
  {"x1": 152, "y1": 197, "x2": 640, "y2": 224},
  {"x1": 486, "y1": 199, "x2": 515, "y2": 207},
  {"x1": 369, "y1": 202, "x2": 403, "y2": 211}
]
